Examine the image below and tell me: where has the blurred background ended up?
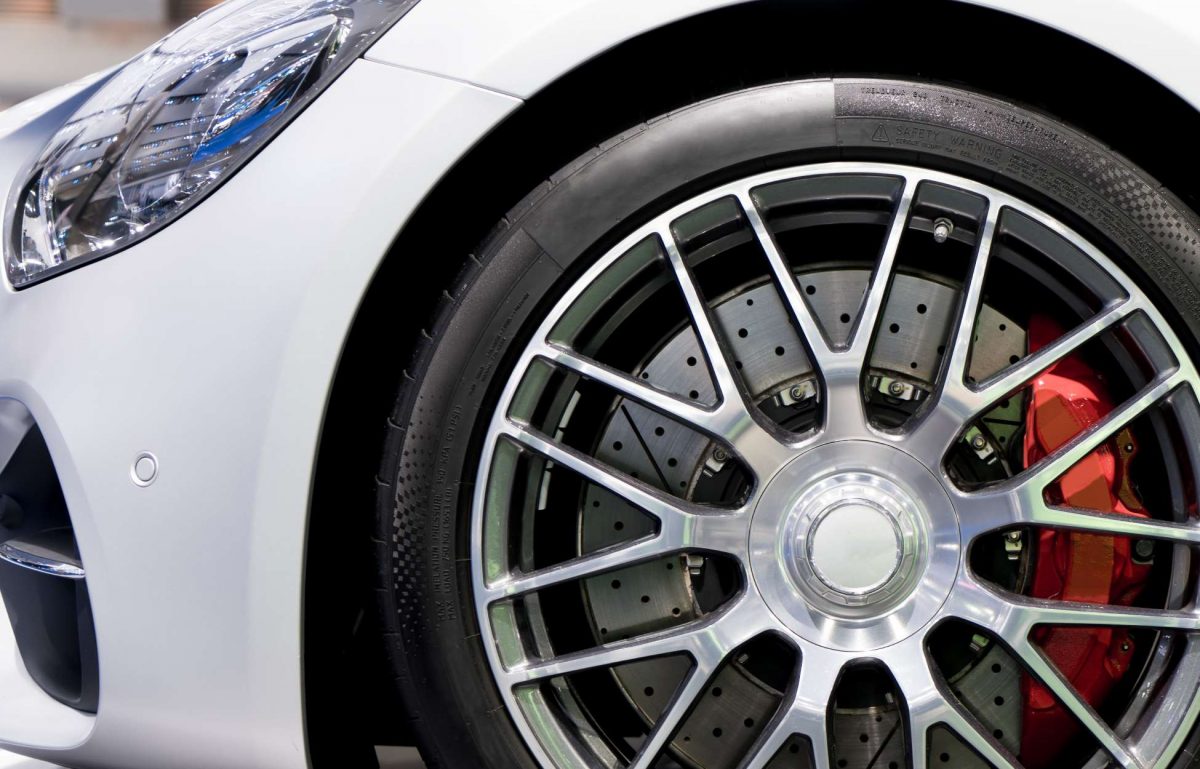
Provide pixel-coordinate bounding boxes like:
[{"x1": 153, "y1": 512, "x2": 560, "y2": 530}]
[{"x1": 0, "y1": 0, "x2": 224, "y2": 109}]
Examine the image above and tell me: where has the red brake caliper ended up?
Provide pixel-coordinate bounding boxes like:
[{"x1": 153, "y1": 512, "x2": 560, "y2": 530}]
[{"x1": 1019, "y1": 315, "x2": 1151, "y2": 768}]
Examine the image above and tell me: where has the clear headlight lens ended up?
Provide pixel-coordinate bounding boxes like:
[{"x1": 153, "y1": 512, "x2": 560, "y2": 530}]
[{"x1": 9, "y1": 0, "x2": 417, "y2": 288}]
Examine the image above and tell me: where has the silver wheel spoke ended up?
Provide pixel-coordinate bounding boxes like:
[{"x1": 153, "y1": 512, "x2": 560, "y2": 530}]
[
  {"x1": 483, "y1": 535, "x2": 676, "y2": 601},
  {"x1": 736, "y1": 721, "x2": 797, "y2": 769},
  {"x1": 787, "y1": 658, "x2": 837, "y2": 769},
  {"x1": 1004, "y1": 594, "x2": 1200, "y2": 633},
  {"x1": 659, "y1": 229, "x2": 742, "y2": 404},
  {"x1": 848, "y1": 181, "x2": 916, "y2": 361},
  {"x1": 939, "y1": 709, "x2": 1022, "y2": 769},
  {"x1": 507, "y1": 627, "x2": 695, "y2": 684},
  {"x1": 739, "y1": 653, "x2": 840, "y2": 769},
  {"x1": 941, "y1": 204, "x2": 1001, "y2": 397},
  {"x1": 740, "y1": 192, "x2": 838, "y2": 369},
  {"x1": 1014, "y1": 640, "x2": 1141, "y2": 768},
  {"x1": 957, "y1": 489, "x2": 1200, "y2": 545},
  {"x1": 829, "y1": 181, "x2": 914, "y2": 436},
  {"x1": 739, "y1": 180, "x2": 914, "y2": 439},
  {"x1": 972, "y1": 299, "x2": 1139, "y2": 409},
  {"x1": 504, "y1": 596, "x2": 762, "y2": 686},
  {"x1": 629, "y1": 663, "x2": 715, "y2": 769},
  {"x1": 951, "y1": 575, "x2": 1200, "y2": 638},
  {"x1": 499, "y1": 421, "x2": 746, "y2": 532},
  {"x1": 1028, "y1": 504, "x2": 1200, "y2": 544},
  {"x1": 658, "y1": 229, "x2": 795, "y2": 474},
  {"x1": 1013, "y1": 372, "x2": 1184, "y2": 498},
  {"x1": 909, "y1": 298, "x2": 1139, "y2": 460},
  {"x1": 885, "y1": 645, "x2": 1020, "y2": 769},
  {"x1": 483, "y1": 490, "x2": 745, "y2": 601},
  {"x1": 902, "y1": 204, "x2": 1000, "y2": 460},
  {"x1": 536, "y1": 344, "x2": 737, "y2": 438},
  {"x1": 897, "y1": 652, "x2": 1017, "y2": 767}
]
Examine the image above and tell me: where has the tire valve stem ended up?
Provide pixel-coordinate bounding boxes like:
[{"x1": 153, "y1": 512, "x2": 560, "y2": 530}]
[{"x1": 933, "y1": 217, "x2": 955, "y2": 244}]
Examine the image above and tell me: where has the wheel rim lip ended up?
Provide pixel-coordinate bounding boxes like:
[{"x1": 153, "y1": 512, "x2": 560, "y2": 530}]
[{"x1": 470, "y1": 160, "x2": 1200, "y2": 769}]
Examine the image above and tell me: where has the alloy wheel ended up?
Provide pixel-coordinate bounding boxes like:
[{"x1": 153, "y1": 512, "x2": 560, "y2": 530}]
[{"x1": 471, "y1": 163, "x2": 1200, "y2": 769}]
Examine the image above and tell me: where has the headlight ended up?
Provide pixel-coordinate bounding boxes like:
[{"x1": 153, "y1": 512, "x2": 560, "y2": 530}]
[{"x1": 8, "y1": 0, "x2": 418, "y2": 288}]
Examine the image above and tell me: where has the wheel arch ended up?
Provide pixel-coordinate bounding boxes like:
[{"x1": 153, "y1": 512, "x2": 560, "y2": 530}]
[{"x1": 303, "y1": 0, "x2": 1200, "y2": 760}]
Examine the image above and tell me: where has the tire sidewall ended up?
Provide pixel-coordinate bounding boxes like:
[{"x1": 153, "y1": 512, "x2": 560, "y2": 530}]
[{"x1": 379, "y1": 77, "x2": 1200, "y2": 769}]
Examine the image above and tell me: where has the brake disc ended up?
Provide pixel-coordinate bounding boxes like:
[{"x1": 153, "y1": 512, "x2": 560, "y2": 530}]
[
  {"x1": 578, "y1": 269, "x2": 1026, "y2": 768},
  {"x1": 949, "y1": 644, "x2": 1023, "y2": 756}
]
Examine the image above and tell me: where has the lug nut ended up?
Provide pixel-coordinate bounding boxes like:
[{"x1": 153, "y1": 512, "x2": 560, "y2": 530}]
[{"x1": 933, "y1": 217, "x2": 955, "y2": 244}]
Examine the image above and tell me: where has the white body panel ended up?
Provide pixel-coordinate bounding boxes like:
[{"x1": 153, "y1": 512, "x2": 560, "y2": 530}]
[
  {"x1": 0, "y1": 0, "x2": 1194, "y2": 766},
  {"x1": 0, "y1": 60, "x2": 518, "y2": 768}
]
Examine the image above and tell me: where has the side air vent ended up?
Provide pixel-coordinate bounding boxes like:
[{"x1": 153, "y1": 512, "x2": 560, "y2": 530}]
[{"x1": 0, "y1": 404, "x2": 98, "y2": 714}]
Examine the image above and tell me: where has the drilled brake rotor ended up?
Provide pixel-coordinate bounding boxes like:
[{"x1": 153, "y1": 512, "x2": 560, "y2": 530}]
[{"x1": 580, "y1": 269, "x2": 1025, "y2": 769}]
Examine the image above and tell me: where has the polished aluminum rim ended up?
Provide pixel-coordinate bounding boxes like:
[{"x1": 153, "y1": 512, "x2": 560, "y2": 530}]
[{"x1": 471, "y1": 163, "x2": 1200, "y2": 769}]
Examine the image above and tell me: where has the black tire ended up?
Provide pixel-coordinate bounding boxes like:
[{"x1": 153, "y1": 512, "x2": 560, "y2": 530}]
[{"x1": 374, "y1": 78, "x2": 1200, "y2": 769}]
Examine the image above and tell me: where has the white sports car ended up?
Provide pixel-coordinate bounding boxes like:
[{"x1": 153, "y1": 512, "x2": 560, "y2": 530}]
[{"x1": 1, "y1": 1, "x2": 1199, "y2": 768}]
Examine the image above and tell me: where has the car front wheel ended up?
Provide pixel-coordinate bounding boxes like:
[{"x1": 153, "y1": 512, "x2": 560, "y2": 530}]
[{"x1": 377, "y1": 78, "x2": 1200, "y2": 769}]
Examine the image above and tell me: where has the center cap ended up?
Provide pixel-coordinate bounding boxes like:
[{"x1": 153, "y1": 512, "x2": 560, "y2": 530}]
[
  {"x1": 749, "y1": 440, "x2": 962, "y2": 652},
  {"x1": 782, "y1": 469, "x2": 922, "y2": 611},
  {"x1": 808, "y1": 500, "x2": 902, "y2": 595}
]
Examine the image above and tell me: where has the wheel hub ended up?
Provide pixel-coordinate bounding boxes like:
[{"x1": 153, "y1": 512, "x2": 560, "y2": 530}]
[{"x1": 750, "y1": 440, "x2": 961, "y2": 651}]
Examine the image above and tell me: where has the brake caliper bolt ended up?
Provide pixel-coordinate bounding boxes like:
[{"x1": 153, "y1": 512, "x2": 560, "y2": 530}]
[
  {"x1": 888, "y1": 381, "x2": 905, "y2": 396},
  {"x1": 933, "y1": 217, "x2": 955, "y2": 244},
  {"x1": 1004, "y1": 529, "x2": 1023, "y2": 561},
  {"x1": 970, "y1": 434, "x2": 988, "y2": 451},
  {"x1": 789, "y1": 385, "x2": 806, "y2": 400},
  {"x1": 712, "y1": 447, "x2": 728, "y2": 462},
  {"x1": 1134, "y1": 539, "x2": 1155, "y2": 560}
]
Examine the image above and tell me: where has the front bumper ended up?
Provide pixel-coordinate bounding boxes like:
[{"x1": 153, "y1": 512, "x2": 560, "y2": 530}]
[{"x1": 0, "y1": 59, "x2": 518, "y2": 768}]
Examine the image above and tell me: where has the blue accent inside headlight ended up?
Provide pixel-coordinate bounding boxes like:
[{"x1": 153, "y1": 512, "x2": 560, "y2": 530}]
[{"x1": 8, "y1": 0, "x2": 419, "y2": 288}]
